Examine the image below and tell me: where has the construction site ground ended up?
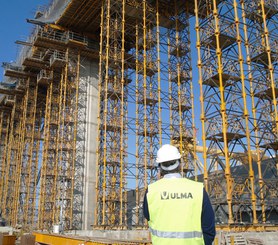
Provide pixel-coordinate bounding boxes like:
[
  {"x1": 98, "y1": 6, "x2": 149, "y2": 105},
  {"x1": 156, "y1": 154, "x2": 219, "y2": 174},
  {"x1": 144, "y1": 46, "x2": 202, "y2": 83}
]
[{"x1": 1, "y1": 227, "x2": 278, "y2": 245}]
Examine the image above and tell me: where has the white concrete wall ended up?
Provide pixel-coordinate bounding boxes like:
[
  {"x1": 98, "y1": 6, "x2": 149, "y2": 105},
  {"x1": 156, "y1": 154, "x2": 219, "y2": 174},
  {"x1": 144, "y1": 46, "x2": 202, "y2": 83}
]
[{"x1": 80, "y1": 59, "x2": 99, "y2": 230}]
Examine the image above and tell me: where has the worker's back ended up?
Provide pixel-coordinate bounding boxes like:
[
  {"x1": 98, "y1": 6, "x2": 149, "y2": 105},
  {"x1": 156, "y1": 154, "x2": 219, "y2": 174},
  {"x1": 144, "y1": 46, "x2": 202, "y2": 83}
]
[{"x1": 147, "y1": 177, "x2": 204, "y2": 245}]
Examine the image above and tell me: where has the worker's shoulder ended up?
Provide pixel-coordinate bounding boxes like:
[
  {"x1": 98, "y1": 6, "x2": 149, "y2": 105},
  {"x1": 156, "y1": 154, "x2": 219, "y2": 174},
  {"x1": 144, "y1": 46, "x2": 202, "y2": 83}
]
[
  {"x1": 149, "y1": 177, "x2": 203, "y2": 187},
  {"x1": 147, "y1": 178, "x2": 167, "y2": 190},
  {"x1": 148, "y1": 178, "x2": 163, "y2": 187},
  {"x1": 184, "y1": 178, "x2": 204, "y2": 190},
  {"x1": 185, "y1": 178, "x2": 203, "y2": 185}
]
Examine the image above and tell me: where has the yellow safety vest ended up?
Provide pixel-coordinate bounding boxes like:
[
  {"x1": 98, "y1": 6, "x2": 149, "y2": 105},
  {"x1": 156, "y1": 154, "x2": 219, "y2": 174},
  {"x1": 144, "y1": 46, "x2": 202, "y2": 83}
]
[{"x1": 147, "y1": 177, "x2": 204, "y2": 245}]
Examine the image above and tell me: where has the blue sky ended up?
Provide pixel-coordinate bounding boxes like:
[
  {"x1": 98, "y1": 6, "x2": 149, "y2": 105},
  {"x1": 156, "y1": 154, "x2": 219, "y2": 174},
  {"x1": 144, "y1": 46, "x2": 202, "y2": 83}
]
[{"x1": 0, "y1": 0, "x2": 50, "y2": 81}]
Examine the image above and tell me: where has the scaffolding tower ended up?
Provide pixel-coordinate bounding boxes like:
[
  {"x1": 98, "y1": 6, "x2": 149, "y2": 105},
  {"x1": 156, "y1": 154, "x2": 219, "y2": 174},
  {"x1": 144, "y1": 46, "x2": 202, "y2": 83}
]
[
  {"x1": 0, "y1": 24, "x2": 98, "y2": 230},
  {"x1": 195, "y1": 0, "x2": 278, "y2": 225}
]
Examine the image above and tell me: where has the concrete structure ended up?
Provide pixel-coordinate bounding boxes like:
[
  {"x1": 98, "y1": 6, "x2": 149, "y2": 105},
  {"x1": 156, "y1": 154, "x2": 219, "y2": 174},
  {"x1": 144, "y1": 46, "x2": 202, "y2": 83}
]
[{"x1": 80, "y1": 60, "x2": 99, "y2": 229}]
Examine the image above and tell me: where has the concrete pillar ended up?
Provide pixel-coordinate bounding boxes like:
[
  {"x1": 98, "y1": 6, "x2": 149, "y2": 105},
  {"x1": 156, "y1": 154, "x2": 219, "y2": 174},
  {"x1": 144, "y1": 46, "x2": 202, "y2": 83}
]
[{"x1": 80, "y1": 59, "x2": 99, "y2": 230}]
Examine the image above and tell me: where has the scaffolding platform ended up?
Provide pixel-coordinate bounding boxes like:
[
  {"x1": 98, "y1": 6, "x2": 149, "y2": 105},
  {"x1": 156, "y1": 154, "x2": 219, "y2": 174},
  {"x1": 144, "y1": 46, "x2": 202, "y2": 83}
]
[
  {"x1": 191, "y1": 0, "x2": 223, "y2": 19},
  {"x1": 260, "y1": 141, "x2": 278, "y2": 151},
  {"x1": 137, "y1": 129, "x2": 158, "y2": 137},
  {"x1": 4, "y1": 67, "x2": 32, "y2": 79},
  {"x1": 105, "y1": 161, "x2": 121, "y2": 166},
  {"x1": 107, "y1": 77, "x2": 132, "y2": 86},
  {"x1": 22, "y1": 57, "x2": 49, "y2": 70},
  {"x1": 206, "y1": 33, "x2": 237, "y2": 50},
  {"x1": 49, "y1": 119, "x2": 59, "y2": 126},
  {"x1": 106, "y1": 125, "x2": 122, "y2": 132},
  {"x1": 0, "y1": 86, "x2": 23, "y2": 96},
  {"x1": 37, "y1": 70, "x2": 53, "y2": 87},
  {"x1": 50, "y1": 52, "x2": 66, "y2": 68},
  {"x1": 203, "y1": 73, "x2": 241, "y2": 87},
  {"x1": 160, "y1": 16, "x2": 188, "y2": 31},
  {"x1": 251, "y1": 50, "x2": 277, "y2": 65},
  {"x1": 170, "y1": 44, "x2": 189, "y2": 57},
  {"x1": 61, "y1": 146, "x2": 74, "y2": 152},
  {"x1": 67, "y1": 38, "x2": 87, "y2": 48},
  {"x1": 33, "y1": 29, "x2": 66, "y2": 50},
  {"x1": 171, "y1": 134, "x2": 193, "y2": 142},
  {"x1": 106, "y1": 90, "x2": 123, "y2": 100},
  {"x1": 171, "y1": 72, "x2": 191, "y2": 83},
  {"x1": 138, "y1": 97, "x2": 158, "y2": 106},
  {"x1": 254, "y1": 87, "x2": 278, "y2": 100},
  {"x1": 137, "y1": 63, "x2": 157, "y2": 77},
  {"x1": 245, "y1": 4, "x2": 278, "y2": 21},
  {"x1": 206, "y1": 132, "x2": 246, "y2": 142},
  {"x1": 172, "y1": 104, "x2": 191, "y2": 112}
]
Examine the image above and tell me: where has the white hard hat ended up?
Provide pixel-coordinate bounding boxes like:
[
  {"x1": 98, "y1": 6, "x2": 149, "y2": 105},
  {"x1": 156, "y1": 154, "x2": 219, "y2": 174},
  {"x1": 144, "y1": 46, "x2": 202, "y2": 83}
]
[{"x1": 156, "y1": 144, "x2": 181, "y2": 171}]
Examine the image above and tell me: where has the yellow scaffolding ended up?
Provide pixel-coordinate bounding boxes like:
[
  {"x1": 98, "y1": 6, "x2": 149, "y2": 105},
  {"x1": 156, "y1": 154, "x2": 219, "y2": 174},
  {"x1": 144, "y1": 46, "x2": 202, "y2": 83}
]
[{"x1": 0, "y1": 0, "x2": 277, "y2": 232}]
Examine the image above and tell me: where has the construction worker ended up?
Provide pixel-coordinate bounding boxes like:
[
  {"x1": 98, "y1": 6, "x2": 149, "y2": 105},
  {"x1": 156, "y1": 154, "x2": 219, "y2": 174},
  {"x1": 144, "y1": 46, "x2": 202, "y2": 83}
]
[{"x1": 143, "y1": 144, "x2": 216, "y2": 245}]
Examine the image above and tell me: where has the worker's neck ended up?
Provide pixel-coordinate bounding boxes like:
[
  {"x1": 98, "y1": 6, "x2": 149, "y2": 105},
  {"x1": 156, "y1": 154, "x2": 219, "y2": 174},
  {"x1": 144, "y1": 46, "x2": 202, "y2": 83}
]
[{"x1": 163, "y1": 172, "x2": 182, "y2": 178}]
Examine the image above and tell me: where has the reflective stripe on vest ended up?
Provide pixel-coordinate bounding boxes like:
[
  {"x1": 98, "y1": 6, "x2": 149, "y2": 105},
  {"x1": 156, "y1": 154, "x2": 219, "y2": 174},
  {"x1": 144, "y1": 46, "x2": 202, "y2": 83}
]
[{"x1": 149, "y1": 227, "x2": 203, "y2": 239}]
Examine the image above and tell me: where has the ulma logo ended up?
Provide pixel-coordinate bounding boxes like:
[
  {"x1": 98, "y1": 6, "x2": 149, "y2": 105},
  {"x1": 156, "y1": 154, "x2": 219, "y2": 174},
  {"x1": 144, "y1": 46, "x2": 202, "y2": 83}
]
[
  {"x1": 160, "y1": 191, "x2": 193, "y2": 200},
  {"x1": 161, "y1": 191, "x2": 169, "y2": 200}
]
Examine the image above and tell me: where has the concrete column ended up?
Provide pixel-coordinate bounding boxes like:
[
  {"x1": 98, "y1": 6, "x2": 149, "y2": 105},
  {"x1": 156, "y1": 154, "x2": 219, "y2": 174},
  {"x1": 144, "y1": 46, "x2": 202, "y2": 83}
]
[{"x1": 79, "y1": 59, "x2": 99, "y2": 230}]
